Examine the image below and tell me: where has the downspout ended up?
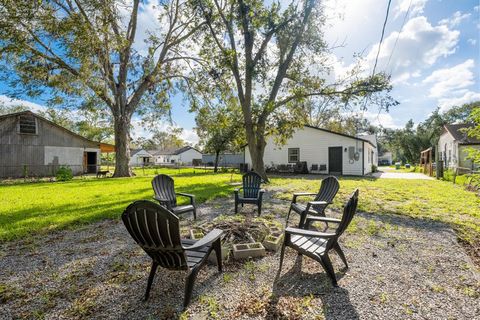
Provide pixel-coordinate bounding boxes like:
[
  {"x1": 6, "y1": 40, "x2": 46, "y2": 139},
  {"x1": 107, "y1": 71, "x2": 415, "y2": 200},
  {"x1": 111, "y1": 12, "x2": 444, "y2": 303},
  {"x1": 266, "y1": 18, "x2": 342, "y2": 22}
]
[{"x1": 362, "y1": 141, "x2": 365, "y2": 176}]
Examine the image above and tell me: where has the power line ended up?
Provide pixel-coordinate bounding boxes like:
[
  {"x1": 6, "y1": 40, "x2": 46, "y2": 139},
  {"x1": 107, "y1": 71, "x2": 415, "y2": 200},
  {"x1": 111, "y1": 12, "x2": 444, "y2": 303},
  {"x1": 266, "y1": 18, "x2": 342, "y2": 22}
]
[
  {"x1": 372, "y1": 0, "x2": 393, "y2": 77},
  {"x1": 385, "y1": 0, "x2": 413, "y2": 72}
]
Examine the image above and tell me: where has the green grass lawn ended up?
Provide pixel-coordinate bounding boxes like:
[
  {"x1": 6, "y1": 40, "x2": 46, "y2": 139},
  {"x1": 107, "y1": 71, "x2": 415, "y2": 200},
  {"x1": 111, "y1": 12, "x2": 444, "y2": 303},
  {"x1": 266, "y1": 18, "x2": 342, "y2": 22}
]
[
  {"x1": 1, "y1": 170, "x2": 479, "y2": 249},
  {"x1": 270, "y1": 176, "x2": 480, "y2": 246},
  {"x1": 0, "y1": 168, "x2": 241, "y2": 241}
]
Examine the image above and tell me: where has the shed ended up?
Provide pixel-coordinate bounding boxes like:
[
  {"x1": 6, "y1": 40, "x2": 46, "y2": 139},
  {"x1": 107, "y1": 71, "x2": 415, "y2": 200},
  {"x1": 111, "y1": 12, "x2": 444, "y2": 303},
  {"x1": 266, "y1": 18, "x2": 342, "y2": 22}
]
[{"x1": 0, "y1": 111, "x2": 112, "y2": 178}]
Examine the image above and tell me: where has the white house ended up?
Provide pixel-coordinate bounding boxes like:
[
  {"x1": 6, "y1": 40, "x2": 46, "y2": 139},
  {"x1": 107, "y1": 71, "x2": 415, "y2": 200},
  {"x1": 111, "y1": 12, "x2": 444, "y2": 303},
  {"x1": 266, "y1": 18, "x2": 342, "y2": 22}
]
[
  {"x1": 438, "y1": 124, "x2": 480, "y2": 170},
  {"x1": 378, "y1": 151, "x2": 393, "y2": 165},
  {"x1": 244, "y1": 125, "x2": 378, "y2": 176},
  {"x1": 129, "y1": 149, "x2": 154, "y2": 167},
  {"x1": 152, "y1": 146, "x2": 202, "y2": 165}
]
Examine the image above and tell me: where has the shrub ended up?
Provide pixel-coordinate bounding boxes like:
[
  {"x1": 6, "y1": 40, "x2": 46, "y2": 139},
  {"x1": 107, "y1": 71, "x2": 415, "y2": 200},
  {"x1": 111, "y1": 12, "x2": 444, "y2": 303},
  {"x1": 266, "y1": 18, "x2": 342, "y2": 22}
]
[{"x1": 56, "y1": 166, "x2": 73, "y2": 181}]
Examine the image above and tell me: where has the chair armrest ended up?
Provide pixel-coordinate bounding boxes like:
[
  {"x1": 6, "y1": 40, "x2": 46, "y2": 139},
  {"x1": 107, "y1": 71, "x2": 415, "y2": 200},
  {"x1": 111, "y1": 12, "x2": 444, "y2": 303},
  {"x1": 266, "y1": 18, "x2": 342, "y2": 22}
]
[
  {"x1": 285, "y1": 227, "x2": 336, "y2": 238},
  {"x1": 177, "y1": 192, "x2": 195, "y2": 199},
  {"x1": 234, "y1": 187, "x2": 243, "y2": 193},
  {"x1": 183, "y1": 228, "x2": 223, "y2": 250},
  {"x1": 177, "y1": 192, "x2": 195, "y2": 205},
  {"x1": 292, "y1": 192, "x2": 316, "y2": 203},
  {"x1": 259, "y1": 189, "x2": 265, "y2": 193},
  {"x1": 307, "y1": 201, "x2": 329, "y2": 206},
  {"x1": 293, "y1": 192, "x2": 317, "y2": 196},
  {"x1": 305, "y1": 216, "x2": 341, "y2": 223}
]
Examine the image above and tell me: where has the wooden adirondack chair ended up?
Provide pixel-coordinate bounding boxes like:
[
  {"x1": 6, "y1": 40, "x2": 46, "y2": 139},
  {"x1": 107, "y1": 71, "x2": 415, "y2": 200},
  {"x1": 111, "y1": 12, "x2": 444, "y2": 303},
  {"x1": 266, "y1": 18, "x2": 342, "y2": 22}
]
[
  {"x1": 286, "y1": 176, "x2": 340, "y2": 228},
  {"x1": 234, "y1": 171, "x2": 265, "y2": 215},
  {"x1": 122, "y1": 200, "x2": 223, "y2": 308},
  {"x1": 152, "y1": 174, "x2": 197, "y2": 220},
  {"x1": 278, "y1": 189, "x2": 359, "y2": 286}
]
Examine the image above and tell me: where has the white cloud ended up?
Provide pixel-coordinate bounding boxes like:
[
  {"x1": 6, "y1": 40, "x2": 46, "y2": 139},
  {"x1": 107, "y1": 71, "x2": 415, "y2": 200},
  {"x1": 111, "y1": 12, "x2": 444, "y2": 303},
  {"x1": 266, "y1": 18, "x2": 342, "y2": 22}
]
[
  {"x1": 438, "y1": 91, "x2": 480, "y2": 112},
  {"x1": 365, "y1": 16, "x2": 459, "y2": 74},
  {"x1": 180, "y1": 128, "x2": 199, "y2": 145},
  {"x1": 394, "y1": 0, "x2": 427, "y2": 19},
  {"x1": 422, "y1": 59, "x2": 476, "y2": 98},
  {"x1": 0, "y1": 95, "x2": 47, "y2": 112},
  {"x1": 467, "y1": 38, "x2": 477, "y2": 46},
  {"x1": 363, "y1": 111, "x2": 401, "y2": 129},
  {"x1": 130, "y1": 117, "x2": 199, "y2": 145},
  {"x1": 439, "y1": 11, "x2": 471, "y2": 28}
]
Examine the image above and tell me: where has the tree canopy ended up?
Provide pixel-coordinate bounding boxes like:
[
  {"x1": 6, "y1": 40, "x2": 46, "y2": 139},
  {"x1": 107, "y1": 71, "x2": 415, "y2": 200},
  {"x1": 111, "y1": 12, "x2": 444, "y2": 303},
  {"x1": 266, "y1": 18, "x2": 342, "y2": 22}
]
[
  {"x1": 0, "y1": 0, "x2": 202, "y2": 176},
  {"x1": 192, "y1": 0, "x2": 395, "y2": 179}
]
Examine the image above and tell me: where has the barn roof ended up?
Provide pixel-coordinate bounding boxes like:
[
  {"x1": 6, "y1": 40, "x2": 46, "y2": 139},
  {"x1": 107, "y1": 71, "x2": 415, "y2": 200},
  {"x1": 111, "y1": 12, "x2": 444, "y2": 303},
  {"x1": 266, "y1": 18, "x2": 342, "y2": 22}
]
[
  {"x1": 443, "y1": 124, "x2": 480, "y2": 145},
  {"x1": 0, "y1": 110, "x2": 115, "y2": 151}
]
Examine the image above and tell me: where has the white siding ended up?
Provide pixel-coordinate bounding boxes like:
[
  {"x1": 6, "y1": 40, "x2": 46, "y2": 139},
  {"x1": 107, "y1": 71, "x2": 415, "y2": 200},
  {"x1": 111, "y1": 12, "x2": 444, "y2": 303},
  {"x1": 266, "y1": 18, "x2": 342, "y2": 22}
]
[
  {"x1": 438, "y1": 132, "x2": 456, "y2": 168},
  {"x1": 244, "y1": 127, "x2": 374, "y2": 176},
  {"x1": 177, "y1": 148, "x2": 202, "y2": 165},
  {"x1": 129, "y1": 150, "x2": 152, "y2": 166}
]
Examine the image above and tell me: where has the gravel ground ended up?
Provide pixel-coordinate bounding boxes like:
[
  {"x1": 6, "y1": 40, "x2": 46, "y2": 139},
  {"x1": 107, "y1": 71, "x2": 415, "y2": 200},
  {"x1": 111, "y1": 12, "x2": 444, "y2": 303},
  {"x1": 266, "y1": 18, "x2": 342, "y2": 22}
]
[{"x1": 0, "y1": 192, "x2": 479, "y2": 320}]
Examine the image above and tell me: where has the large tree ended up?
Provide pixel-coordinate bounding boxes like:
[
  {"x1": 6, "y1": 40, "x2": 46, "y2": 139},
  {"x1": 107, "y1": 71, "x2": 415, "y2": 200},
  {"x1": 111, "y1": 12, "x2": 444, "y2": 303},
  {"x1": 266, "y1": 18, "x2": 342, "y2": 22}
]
[
  {"x1": 194, "y1": 0, "x2": 394, "y2": 180},
  {"x1": 195, "y1": 102, "x2": 244, "y2": 172},
  {"x1": 0, "y1": 0, "x2": 202, "y2": 176}
]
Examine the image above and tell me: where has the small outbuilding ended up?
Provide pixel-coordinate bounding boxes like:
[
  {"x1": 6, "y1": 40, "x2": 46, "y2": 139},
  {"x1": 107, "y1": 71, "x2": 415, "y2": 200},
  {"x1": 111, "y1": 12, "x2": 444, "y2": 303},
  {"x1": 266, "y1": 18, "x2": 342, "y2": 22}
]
[
  {"x1": 129, "y1": 146, "x2": 202, "y2": 166},
  {"x1": 0, "y1": 111, "x2": 113, "y2": 178},
  {"x1": 244, "y1": 125, "x2": 378, "y2": 176}
]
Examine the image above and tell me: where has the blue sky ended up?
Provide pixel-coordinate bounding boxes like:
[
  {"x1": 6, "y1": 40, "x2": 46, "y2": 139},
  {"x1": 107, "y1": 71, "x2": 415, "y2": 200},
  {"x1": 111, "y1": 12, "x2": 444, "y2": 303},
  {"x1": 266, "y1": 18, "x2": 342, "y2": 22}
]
[{"x1": 0, "y1": 0, "x2": 479, "y2": 143}]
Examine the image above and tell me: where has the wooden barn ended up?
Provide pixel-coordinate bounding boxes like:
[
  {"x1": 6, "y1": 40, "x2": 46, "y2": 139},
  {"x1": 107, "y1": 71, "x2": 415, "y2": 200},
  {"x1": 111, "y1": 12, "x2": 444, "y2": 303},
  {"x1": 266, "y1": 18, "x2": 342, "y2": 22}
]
[{"x1": 0, "y1": 111, "x2": 113, "y2": 178}]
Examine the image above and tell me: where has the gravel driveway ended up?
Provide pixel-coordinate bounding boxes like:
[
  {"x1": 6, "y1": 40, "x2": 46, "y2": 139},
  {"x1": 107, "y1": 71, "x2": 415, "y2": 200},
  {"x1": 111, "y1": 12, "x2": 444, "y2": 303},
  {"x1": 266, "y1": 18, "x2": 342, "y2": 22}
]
[{"x1": 0, "y1": 193, "x2": 478, "y2": 319}]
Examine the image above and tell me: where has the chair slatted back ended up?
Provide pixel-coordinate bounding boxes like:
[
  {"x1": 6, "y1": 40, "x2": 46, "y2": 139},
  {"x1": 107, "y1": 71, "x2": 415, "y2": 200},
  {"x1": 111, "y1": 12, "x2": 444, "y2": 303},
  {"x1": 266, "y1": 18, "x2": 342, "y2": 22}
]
[
  {"x1": 242, "y1": 171, "x2": 262, "y2": 198},
  {"x1": 335, "y1": 189, "x2": 359, "y2": 237},
  {"x1": 152, "y1": 174, "x2": 177, "y2": 208},
  {"x1": 122, "y1": 200, "x2": 188, "y2": 270},
  {"x1": 313, "y1": 176, "x2": 340, "y2": 211}
]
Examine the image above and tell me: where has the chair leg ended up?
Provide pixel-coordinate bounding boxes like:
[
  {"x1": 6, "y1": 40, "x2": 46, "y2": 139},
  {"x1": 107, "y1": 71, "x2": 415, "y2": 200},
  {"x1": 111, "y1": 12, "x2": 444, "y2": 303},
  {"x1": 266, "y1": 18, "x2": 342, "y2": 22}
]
[
  {"x1": 184, "y1": 269, "x2": 199, "y2": 309},
  {"x1": 193, "y1": 208, "x2": 197, "y2": 220},
  {"x1": 333, "y1": 242, "x2": 348, "y2": 269},
  {"x1": 298, "y1": 211, "x2": 307, "y2": 228},
  {"x1": 285, "y1": 206, "x2": 292, "y2": 227},
  {"x1": 144, "y1": 261, "x2": 158, "y2": 301},
  {"x1": 235, "y1": 200, "x2": 238, "y2": 214},
  {"x1": 320, "y1": 254, "x2": 338, "y2": 287},
  {"x1": 278, "y1": 243, "x2": 286, "y2": 274},
  {"x1": 213, "y1": 239, "x2": 223, "y2": 272},
  {"x1": 257, "y1": 202, "x2": 262, "y2": 216}
]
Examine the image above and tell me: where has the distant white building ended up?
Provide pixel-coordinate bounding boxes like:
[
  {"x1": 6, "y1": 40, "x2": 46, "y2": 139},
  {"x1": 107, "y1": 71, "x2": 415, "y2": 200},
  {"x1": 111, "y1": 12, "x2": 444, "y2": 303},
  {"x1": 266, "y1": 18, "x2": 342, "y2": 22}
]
[
  {"x1": 378, "y1": 151, "x2": 393, "y2": 165},
  {"x1": 129, "y1": 149, "x2": 153, "y2": 167},
  {"x1": 152, "y1": 146, "x2": 202, "y2": 165},
  {"x1": 130, "y1": 146, "x2": 202, "y2": 166},
  {"x1": 438, "y1": 124, "x2": 480, "y2": 170},
  {"x1": 244, "y1": 125, "x2": 378, "y2": 176}
]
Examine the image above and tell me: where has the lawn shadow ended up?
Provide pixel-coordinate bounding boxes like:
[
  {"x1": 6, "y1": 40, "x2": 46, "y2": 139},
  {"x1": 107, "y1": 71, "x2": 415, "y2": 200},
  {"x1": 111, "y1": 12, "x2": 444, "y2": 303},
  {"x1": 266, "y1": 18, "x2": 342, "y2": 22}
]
[{"x1": 267, "y1": 254, "x2": 359, "y2": 319}]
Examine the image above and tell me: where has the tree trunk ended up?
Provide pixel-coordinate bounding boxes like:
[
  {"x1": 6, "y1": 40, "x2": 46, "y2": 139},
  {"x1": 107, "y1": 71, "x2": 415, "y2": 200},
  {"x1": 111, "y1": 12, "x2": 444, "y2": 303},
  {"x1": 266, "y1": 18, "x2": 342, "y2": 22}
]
[
  {"x1": 247, "y1": 135, "x2": 268, "y2": 182},
  {"x1": 113, "y1": 114, "x2": 133, "y2": 177},
  {"x1": 214, "y1": 150, "x2": 220, "y2": 173}
]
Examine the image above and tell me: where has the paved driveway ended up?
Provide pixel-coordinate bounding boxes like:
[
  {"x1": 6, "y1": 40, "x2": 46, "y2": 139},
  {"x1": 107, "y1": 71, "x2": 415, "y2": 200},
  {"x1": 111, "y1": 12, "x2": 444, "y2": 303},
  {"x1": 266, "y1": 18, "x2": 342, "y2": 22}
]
[{"x1": 373, "y1": 167, "x2": 434, "y2": 180}]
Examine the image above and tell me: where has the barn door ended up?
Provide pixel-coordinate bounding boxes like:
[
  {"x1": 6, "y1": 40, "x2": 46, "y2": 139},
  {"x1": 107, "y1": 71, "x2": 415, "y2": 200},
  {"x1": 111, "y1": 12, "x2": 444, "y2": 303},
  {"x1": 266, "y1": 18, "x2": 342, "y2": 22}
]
[{"x1": 328, "y1": 147, "x2": 343, "y2": 175}]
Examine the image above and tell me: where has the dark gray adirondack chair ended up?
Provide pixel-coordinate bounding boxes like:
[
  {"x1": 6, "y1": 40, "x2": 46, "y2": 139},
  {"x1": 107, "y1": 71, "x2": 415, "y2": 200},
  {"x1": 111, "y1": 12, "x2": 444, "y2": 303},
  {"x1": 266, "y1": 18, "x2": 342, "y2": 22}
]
[
  {"x1": 278, "y1": 189, "x2": 359, "y2": 286},
  {"x1": 286, "y1": 176, "x2": 340, "y2": 228},
  {"x1": 234, "y1": 171, "x2": 265, "y2": 215},
  {"x1": 152, "y1": 174, "x2": 197, "y2": 220},
  {"x1": 122, "y1": 200, "x2": 223, "y2": 308}
]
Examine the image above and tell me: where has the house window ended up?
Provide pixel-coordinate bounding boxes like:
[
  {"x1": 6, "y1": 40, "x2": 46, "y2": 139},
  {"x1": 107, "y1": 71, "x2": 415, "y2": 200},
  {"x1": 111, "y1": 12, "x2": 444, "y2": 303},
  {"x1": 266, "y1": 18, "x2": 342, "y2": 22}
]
[
  {"x1": 288, "y1": 148, "x2": 300, "y2": 163},
  {"x1": 18, "y1": 115, "x2": 37, "y2": 134}
]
